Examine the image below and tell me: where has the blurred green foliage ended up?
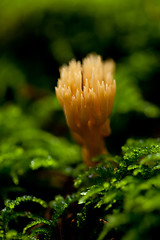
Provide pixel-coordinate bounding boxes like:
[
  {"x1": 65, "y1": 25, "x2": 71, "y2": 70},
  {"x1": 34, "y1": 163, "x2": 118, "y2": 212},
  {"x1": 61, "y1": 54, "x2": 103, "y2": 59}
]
[{"x1": 0, "y1": 0, "x2": 160, "y2": 239}]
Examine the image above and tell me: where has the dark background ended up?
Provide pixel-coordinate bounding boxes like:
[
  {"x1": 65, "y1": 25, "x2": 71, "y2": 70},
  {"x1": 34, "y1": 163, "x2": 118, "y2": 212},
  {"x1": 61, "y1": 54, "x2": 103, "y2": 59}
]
[{"x1": 0, "y1": 0, "x2": 160, "y2": 158}]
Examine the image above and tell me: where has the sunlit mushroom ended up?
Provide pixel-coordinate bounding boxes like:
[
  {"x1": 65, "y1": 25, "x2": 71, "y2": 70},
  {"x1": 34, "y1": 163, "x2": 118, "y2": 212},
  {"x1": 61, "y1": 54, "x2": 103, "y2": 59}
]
[{"x1": 55, "y1": 54, "x2": 116, "y2": 166}]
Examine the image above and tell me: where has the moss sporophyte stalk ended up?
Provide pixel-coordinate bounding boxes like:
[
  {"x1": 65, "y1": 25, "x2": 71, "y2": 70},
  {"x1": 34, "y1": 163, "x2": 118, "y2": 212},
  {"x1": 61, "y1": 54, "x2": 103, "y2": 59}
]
[{"x1": 55, "y1": 54, "x2": 116, "y2": 166}]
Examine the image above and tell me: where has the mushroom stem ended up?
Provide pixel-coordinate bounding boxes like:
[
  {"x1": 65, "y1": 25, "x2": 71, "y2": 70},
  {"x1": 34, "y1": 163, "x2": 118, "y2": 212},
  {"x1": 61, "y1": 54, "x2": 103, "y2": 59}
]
[
  {"x1": 82, "y1": 139, "x2": 108, "y2": 167},
  {"x1": 72, "y1": 120, "x2": 110, "y2": 166}
]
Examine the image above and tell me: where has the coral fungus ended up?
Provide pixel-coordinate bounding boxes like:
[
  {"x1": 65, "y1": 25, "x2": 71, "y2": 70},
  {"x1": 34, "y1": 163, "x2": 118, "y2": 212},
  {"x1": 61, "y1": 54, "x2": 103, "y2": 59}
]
[{"x1": 55, "y1": 54, "x2": 116, "y2": 166}]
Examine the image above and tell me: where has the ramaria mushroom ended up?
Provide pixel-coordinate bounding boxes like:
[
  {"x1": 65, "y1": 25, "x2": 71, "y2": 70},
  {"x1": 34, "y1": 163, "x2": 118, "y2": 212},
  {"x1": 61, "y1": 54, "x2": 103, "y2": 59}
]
[{"x1": 55, "y1": 54, "x2": 116, "y2": 167}]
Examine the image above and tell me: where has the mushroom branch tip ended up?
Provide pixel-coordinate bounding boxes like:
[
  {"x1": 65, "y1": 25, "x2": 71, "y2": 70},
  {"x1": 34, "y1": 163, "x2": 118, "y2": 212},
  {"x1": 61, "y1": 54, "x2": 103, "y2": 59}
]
[{"x1": 55, "y1": 54, "x2": 116, "y2": 166}]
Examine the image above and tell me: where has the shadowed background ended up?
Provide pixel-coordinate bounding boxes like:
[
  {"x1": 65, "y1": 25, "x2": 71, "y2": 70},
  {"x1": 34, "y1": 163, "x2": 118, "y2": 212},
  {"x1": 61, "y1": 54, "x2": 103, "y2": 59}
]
[{"x1": 0, "y1": 0, "x2": 160, "y2": 151}]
